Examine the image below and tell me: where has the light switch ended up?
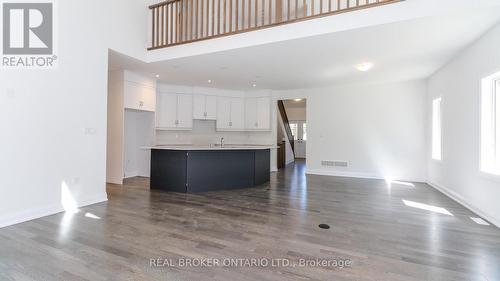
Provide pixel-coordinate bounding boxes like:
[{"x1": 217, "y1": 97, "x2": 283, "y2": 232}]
[
  {"x1": 6, "y1": 88, "x2": 15, "y2": 98},
  {"x1": 84, "y1": 128, "x2": 97, "y2": 135}
]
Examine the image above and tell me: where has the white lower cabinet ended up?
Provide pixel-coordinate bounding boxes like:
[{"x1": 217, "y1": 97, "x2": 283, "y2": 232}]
[{"x1": 156, "y1": 93, "x2": 193, "y2": 130}]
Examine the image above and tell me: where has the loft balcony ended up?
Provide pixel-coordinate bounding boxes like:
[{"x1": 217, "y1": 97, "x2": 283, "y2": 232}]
[{"x1": 148, "y1": 0, "x2": 402, "y2": 50}]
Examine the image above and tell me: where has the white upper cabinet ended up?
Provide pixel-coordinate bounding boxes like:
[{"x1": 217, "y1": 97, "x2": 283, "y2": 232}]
[
  {"x1": 245, "y1": 97, "x2": 271, "y2": 130},
  {"x1": 256, "y1": 97, "x2": 271, "y2": 130},
  {"x1": 156, "y1": 93, "x2": 193, "y2": 130},
  {"x1": 205, "y1": 96, "x2": 217, "y2": 120},
  {"x1": 230, "y1": 98, "x2": 245, "y2": 130},
  {"x1": 216, "y1": 97, "x2": 245, "y2": 131},
  {"x1": 156, "y1": 93, "x2": 177, "y2": 128},
  {"x1": 216, "y1": 97, "x2": 232, "y2": 130},
  {"x1": 245, "y1": 98, "x2": 258, "y2": 129},
  {"x1": 177, "y1": 94, "x2": 193, "y2": 128},
  {"x1": 193, "y1": 94, "x2": 217, "y2": 120},
  {"x1": 123, "y1": 71, "x2": 156, "y2": 112}
]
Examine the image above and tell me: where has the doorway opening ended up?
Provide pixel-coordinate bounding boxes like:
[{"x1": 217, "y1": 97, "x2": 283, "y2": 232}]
[{"x1": 277, "y1": 98, "x2": 307, "y2": 169}]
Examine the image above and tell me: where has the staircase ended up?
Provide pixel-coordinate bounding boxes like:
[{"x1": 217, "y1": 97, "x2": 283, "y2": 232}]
[{"x1": 277, "y1": 100, "x2": 295, "y2": 155}]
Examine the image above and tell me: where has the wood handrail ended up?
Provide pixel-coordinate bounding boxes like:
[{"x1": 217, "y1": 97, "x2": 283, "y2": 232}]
[
  {"x1": 148, "y1": 0, "x2": 403, "y2": 50},
  {"x1": 149, "y1": 0, "x2": 181, "y2": 9},
  {"x1": 278, "y1": 100, "x2": 295, "y2": 155}
]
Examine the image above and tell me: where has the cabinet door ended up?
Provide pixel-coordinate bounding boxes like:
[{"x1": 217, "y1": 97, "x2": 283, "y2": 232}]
[
  {"x1": 216, "y1": 97, "x2": 232, "y2": 130},
  {"x1": 156, "y1": 93, "x2": 178, "y2": 128},
  {"x1": 123, "y1": 81, "x2": 142, "y2": 110},
  {"x1": 256, "y1": 97, "x2": 271, "y2": 130},
  {"x1": 192, "y1": 94, "x2": 206, "y2": 120},
  {"x1": 177, "y1": 94, "x2": 193, "y2": 129},
  {"x1": 124, "y1": 81, "x2": 156, "y2": 112},
  {"x1": 245, "y1": 98, "x2": 258, "y2": 129},
  {"x1": 140, "y1": 85, "x2": 156, "y2": 112},
  {"x1": 230, "y1": 98, "x2": 245, "y2": 130},
  {"x1": 205, "y1": 95, "x2": 217, "y2": 120}
]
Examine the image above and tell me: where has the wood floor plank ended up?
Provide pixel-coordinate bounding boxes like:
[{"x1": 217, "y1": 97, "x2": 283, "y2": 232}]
[{"x1": 1, "y1": 160, "x2": 499, "y2": 281}]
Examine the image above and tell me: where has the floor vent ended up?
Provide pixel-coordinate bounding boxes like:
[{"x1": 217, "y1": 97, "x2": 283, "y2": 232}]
[
  {"x1": 321, "y1": 160, "x2": 348, "y2": 167},
  {"x1": 318, "y1": 224, "x2": 330, "y2": 229}
]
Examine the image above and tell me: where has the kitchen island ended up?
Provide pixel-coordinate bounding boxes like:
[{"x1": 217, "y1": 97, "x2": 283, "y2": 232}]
[{"x1": 149, "y1": 146, "x2": 271, "y2": 192}]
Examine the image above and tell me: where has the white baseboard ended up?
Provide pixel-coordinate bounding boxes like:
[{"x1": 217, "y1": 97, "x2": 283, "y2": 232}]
[
  {"x1": 306, "y1": 169, "x2": 385, "y2": 180},
  {"x1": 306, "y1": 169, "x2": 425, "y2": 183},
  {"x1": 0, "y1": 193, "x2": 108, "y2": 229},
  {"x1": 427, "y1": 181, "x2": 500, "y2": 228}
]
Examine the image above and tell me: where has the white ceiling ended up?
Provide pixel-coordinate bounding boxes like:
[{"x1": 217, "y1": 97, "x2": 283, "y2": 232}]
[
  {"x1": 283, "y1": 99, "x2": 307, "y2": 109},
  {"x1": 109, "y1": 8, "x2": 500, "y2": 90}
]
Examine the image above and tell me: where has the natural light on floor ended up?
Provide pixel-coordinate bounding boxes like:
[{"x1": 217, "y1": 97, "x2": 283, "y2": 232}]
[
  {"x1": 61, "y1": 181, "x2": 79, "y2": 214},
  {"x1": 85, "y1": 212, "x2": 101, "y2": 220},
  {"x1": 385, "y1": 179, "x2": 415, "y2": 188},
  {"x1": 402, "y1": 200, "x2": 453, "y2": 216},
  {"x1": 471, "y1": 217, "x2": 490, "y2": 226}
]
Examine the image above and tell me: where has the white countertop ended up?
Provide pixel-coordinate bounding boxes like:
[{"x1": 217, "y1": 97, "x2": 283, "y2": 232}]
[{"x1": 144, "y1": 144, "x2": 276, "y2": 151}]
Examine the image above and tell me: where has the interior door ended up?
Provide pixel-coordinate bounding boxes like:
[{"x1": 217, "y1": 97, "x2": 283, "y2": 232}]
[{"x1": 292, "y1": 121, "x2": 307, "y2": 158}]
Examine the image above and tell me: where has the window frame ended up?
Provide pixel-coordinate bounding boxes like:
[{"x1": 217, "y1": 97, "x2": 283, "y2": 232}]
[
  {"x1": 302, "y1": 123, "x2": 307, "y2": 141},
  {"x1": 480, "y1": 72, "x2": 500, "y2": 177}
]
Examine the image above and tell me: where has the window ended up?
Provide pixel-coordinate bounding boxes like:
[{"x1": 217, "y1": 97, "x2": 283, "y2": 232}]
[
  {"x1": 481, "y1": 72, "x2": 500, "y2": 175},
  {"x1": 432, "y1": 97, "x2": 442, "y2": 160},
  {"x1": 302, "y1": 123, "x2": 307, "y2": 141},
  {"x1": 289, "y1": 123, "x2": 298, "y2": 140}
]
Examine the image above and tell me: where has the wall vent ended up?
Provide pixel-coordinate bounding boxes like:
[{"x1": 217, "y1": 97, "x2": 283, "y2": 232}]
[{"x1": 321, "y1": 160, "x2": 348, "y2": 167}]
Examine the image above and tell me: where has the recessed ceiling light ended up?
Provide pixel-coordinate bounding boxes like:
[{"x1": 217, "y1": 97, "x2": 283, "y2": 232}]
[
  {"x1": 208, "y1": 79, "x2": 212, "y2": 83},
  {"x1": 356, "y1": 62, "x2": 374, "y2": 72},
  {"x1": 252, "y1": 84, "x2": 257, "y2": 87},
  {"x1": 155, "y1": 74, "x2": 160, "y2": 78},
  {"x1": 294, "y1": 99, "x2": 302, "y2": 102}
]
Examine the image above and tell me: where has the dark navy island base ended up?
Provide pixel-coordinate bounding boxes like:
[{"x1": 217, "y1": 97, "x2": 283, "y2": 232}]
[{"x1": 150, "y1": 149, "x2": 271, "y2": 193}]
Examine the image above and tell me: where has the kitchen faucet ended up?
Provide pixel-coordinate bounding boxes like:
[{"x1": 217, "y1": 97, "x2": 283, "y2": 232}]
[{"x1": 220, "y1": 137, "x2": 224, "y2": 147}]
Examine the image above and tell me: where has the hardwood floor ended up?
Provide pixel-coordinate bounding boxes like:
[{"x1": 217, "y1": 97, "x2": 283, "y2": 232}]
[{"x1": 1, "y1": 161, "x2": 499, "y2": 281}]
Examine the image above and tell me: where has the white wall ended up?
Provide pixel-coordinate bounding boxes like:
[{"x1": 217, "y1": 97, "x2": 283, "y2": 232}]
[
  {"x1": 107, "y1": 71, "x2": 125, "y2": 184},
  {"x1": 427, "y1": 23, "x2": 500, "y2": 227},
  {"x1": 0, "y1": 0, "x2": 150, "y2": 227},
  {"x1": 272, "y1": 80, "x2": 427, "y2": 182},
  {"x1": 124, "y1": 110, "x2": 155, "y2": 178}
]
